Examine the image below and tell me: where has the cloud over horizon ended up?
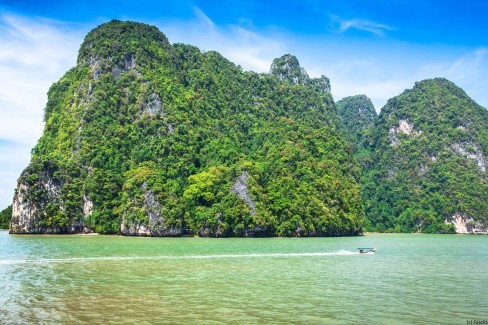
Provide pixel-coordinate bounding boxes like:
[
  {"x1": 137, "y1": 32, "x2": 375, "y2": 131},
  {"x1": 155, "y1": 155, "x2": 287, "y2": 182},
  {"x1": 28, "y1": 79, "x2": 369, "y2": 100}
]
[
  {"x1": 0, "y1": 13, "x2": 84, "y2": 206},
  {"x1": 329, "y1": 15, "x2": 393, "y2": 36}
]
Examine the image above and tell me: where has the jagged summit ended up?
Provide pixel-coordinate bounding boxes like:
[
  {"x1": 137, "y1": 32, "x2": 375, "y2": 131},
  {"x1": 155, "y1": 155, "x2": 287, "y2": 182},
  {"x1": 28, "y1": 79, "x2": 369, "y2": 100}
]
[
  {"x1": 270, "y1": 54, "x2": 332, "y2": 95},
  {"x1": 270, "y1": 54, "x2": 309, "y2": 85}
]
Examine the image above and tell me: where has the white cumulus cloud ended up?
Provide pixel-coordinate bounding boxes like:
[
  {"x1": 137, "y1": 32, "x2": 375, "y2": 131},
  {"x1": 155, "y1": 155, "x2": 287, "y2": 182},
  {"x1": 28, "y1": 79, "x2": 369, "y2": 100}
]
[
  {"x1": 0, "y1": 13, "x2": 85, "y2": 207},
  {"x1": 330, "y1": 15, "x2": 393, "y2": 36}
]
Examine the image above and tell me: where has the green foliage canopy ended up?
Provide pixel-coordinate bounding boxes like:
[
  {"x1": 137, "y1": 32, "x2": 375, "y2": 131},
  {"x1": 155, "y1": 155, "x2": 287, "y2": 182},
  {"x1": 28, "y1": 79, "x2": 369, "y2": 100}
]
[
  {"x1": 11, "y1": 20, "x2": 364, "y2": 236},
  {"x1": 362, "y1": 78, "x2": 488, "y2": 233}
]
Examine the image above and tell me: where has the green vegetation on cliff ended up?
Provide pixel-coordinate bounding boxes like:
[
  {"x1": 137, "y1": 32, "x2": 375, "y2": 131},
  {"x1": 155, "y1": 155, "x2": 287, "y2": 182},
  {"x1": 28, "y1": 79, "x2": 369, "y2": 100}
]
[
  {"x1": 12, "y1": 21, "x2": 485, "y2": 236},
  {"x1": 362, "y1": 78, "x2": 488, "y2": 233},
  {"x1": 0, "y1": 205, "x2": 12, "y2": 229},
  {"x1": 11, "y1": 20, "x2": 364, "y2": 236}
]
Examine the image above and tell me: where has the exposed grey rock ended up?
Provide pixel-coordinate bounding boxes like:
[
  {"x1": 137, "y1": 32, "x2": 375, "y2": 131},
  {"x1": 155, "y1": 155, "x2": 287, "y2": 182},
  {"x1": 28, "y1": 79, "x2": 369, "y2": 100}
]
[
  {"x1": 231, "y1": 171, "x2": 256, "y2": 216},
  {"x1": 11, "y1": 182, "x2": 39, "y2": 234},
  {"x1": 87, "y1": 82, "x2": 93, "y2": 96},
  {"x1": 388, "y1": 128, "x2": 400, "y2": 146},
  {"x1": 143, "y1": 182, "x2": 161, "y2": 224},
  {"x1": 314, "y1": 75, "x2": 331, "y2": 93},
  {"x1": 270, "y1": 54, "x2": 309, "y2": 85},
  {"x1": 120, "y1": 182, "x2": 183, "y2": 236},
  {"x1": 10, "y1": 169, "x2": 89, "y2": 234},
  {"x1": 123, "y1": 55, "x2": 137, "y2": 71},
  {"x1": 445, "y1": 213, "x2": 488, "y2": 234},
  {"x1": 140, "y1": 93, "x2": 163, "y2": 116},
  {"x1": 75, "y1": 97, "x2": 92, "y2": 153},
  {"x1": 418, "y1": 164, "x2": 426, "y2": 176},
  {"x1": 88, "y1": 56, "x2": 102, "y2": 81},
  {"x1": 112, "y1": 66, "x2": 122, "y2": 80},
  {"x1": 269, "y1": 55, "x2": 331, "y2": 95},
  {"x1": 88, "y1": 55, "x2": 139, "y2": 81},
  {"x1": 450, "y1": 142, "x2": 486, "y2": 173},
  {"x1": 389, "y1": 119, "x2": 421, "y2": 146},
  {"x1": 241, "y1": 225, "x2": 270, "y2": 237},
  {"x1": 82, "y1": 194, "x2": 93, "y2": 219}
]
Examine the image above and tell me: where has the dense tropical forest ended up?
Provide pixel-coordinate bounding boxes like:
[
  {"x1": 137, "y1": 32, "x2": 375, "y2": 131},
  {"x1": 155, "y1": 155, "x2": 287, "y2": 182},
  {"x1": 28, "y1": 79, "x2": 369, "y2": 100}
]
[
  {"x1": 5, "y1": 20, "x2": 487, "y2": 236},
  {"x1": 359, "y1": 79, "x2": 488, "y2": 233},
  {"x1": 0, "y1": 205, "x2": 11, "y2": 229},
  {"x1": 9, "y1": 20, "x2": 364, "y2": 236}
]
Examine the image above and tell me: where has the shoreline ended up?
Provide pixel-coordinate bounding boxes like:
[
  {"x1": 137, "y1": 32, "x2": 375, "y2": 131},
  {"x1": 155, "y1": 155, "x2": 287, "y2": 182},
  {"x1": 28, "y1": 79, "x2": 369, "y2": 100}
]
[{"x1": 3, "y1": 230, "x2": 484, "y2": 237}]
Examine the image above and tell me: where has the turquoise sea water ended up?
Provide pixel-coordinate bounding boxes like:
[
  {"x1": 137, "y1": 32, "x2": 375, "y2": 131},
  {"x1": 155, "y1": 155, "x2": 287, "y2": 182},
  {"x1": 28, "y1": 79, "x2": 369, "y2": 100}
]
[{"x1": 0, "y1": 230, "x2": 486, "y2": 324}]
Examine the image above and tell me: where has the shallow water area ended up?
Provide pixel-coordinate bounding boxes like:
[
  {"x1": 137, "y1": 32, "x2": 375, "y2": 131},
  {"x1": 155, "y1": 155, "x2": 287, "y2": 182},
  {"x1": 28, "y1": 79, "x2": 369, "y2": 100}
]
[{"x1": 0, "y1": 230, "x2": 486, "y2": 324}]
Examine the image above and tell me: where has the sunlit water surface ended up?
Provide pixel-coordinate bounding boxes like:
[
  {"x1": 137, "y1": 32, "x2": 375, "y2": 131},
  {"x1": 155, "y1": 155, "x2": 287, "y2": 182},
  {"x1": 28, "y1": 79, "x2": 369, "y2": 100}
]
[{"x1": 0, "y1": 231, "x2": 486, "y2": 324}]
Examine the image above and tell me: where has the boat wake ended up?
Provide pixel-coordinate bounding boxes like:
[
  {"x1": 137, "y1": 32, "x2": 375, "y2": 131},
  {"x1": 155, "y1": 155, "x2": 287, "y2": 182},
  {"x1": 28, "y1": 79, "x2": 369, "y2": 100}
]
[{"x1": 0, "y1": 251, "x2": 359, "y2": 265}]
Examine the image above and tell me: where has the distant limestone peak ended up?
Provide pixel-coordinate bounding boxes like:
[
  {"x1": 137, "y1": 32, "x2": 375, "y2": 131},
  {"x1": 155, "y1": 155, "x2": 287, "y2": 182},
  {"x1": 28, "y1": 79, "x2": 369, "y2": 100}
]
[
  {"x1": 270, "y1": 54, "x2": 309, "y2": 85},
  {"x1": 269, "y1": 54, "x2": 331, "y2": 93},
  {"x1": 336, "y1": 94, "x2": 377, "y2": 148},
  {"x1": 336, "y1": 94, "x2": 377, "y2": 128}
]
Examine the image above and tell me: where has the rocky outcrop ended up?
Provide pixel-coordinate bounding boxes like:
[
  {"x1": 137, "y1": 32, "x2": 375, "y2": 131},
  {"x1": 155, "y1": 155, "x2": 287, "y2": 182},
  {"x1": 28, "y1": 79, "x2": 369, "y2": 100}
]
[
  {"x1": 88, "y1": 55, "x2": 140, "y2": 81},
  {"x1": 450, "y1": 142, "x2": 486, "y2": 173},
  {"x1": 8, "y1": 20, "x2": 365, "y2": 236},
  {"x1": 231, "y1": 171, "x2": 256, "y2": 216},
  {"x1": 10, "y1": 169, "x2": 89, "y2": 234},
  {"x1": 11, "y1": 182, "x2": 40, "y2": 234},
  {"x1": 140, "y1": 92, "x2": 163, "y2": 116},
  {"x1": 120, "y1": 182, "x2": 183, "y2": 236},
  {"x1": 388, "y1": 119, "x2": 421, "y2": 146},
  {"x1": 445, "y1": 213, "x2": 488, "y2": 234},
  {"x1": 120, "y1": 221, "x2": 183, "y2": 236},
  {"x1": 363, "y1": 78, "x2": 488, "y2": 233},
  {"x1": 269, "y1": 54, "x2": 331, "y2": 93},
  {"x1": 270, "y1": 54, "x2": 309, "y2": 85},
  {"x1": 82, "y1": 195, "x2": 93, "y2": 219}
]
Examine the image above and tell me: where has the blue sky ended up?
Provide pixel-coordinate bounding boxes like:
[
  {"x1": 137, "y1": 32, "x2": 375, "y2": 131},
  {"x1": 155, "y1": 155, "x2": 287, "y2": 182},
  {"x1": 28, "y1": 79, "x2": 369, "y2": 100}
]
[{"x1": 0, "y1": 0, "x2": 487, "y2": 208}]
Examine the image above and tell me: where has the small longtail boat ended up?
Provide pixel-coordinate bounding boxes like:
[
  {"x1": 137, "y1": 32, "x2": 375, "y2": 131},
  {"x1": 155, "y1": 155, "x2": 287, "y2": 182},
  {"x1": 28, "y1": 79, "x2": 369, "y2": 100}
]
[{"x1": 358, "y1": 248, "x2": 376, "y2": 254}]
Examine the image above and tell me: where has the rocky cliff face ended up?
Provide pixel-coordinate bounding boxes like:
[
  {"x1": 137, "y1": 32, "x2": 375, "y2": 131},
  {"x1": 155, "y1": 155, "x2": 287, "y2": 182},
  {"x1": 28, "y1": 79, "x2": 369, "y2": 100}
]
[
  {"x1": 231, "y1": 171, "x2": 256, "y2": 216},
  {"x1": 11, "y1": 165, "x2": 90, "y2": 234},
  {"x1": 120, "y1": 182, "x2": 183, "y2": 236},
  {"x1": 445, "y1": 213, "x2": 488, "y2": 234},
  {"x1": 10, "y1": 20, "x2": 364, "y2": 236}
]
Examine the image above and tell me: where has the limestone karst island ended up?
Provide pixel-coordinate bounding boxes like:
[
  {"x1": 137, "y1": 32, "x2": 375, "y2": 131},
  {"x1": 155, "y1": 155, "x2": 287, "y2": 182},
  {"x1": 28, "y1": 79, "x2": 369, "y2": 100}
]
[{"x1": 3, "y1": 20, "x2": 487, "y2": 236}]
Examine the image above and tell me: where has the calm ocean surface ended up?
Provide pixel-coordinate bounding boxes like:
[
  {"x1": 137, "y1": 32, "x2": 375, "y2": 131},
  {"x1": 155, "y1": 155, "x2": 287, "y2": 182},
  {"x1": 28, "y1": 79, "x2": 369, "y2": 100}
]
[{"x1": 0, "y1": 230, "x2": 486, "y2": 324}]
